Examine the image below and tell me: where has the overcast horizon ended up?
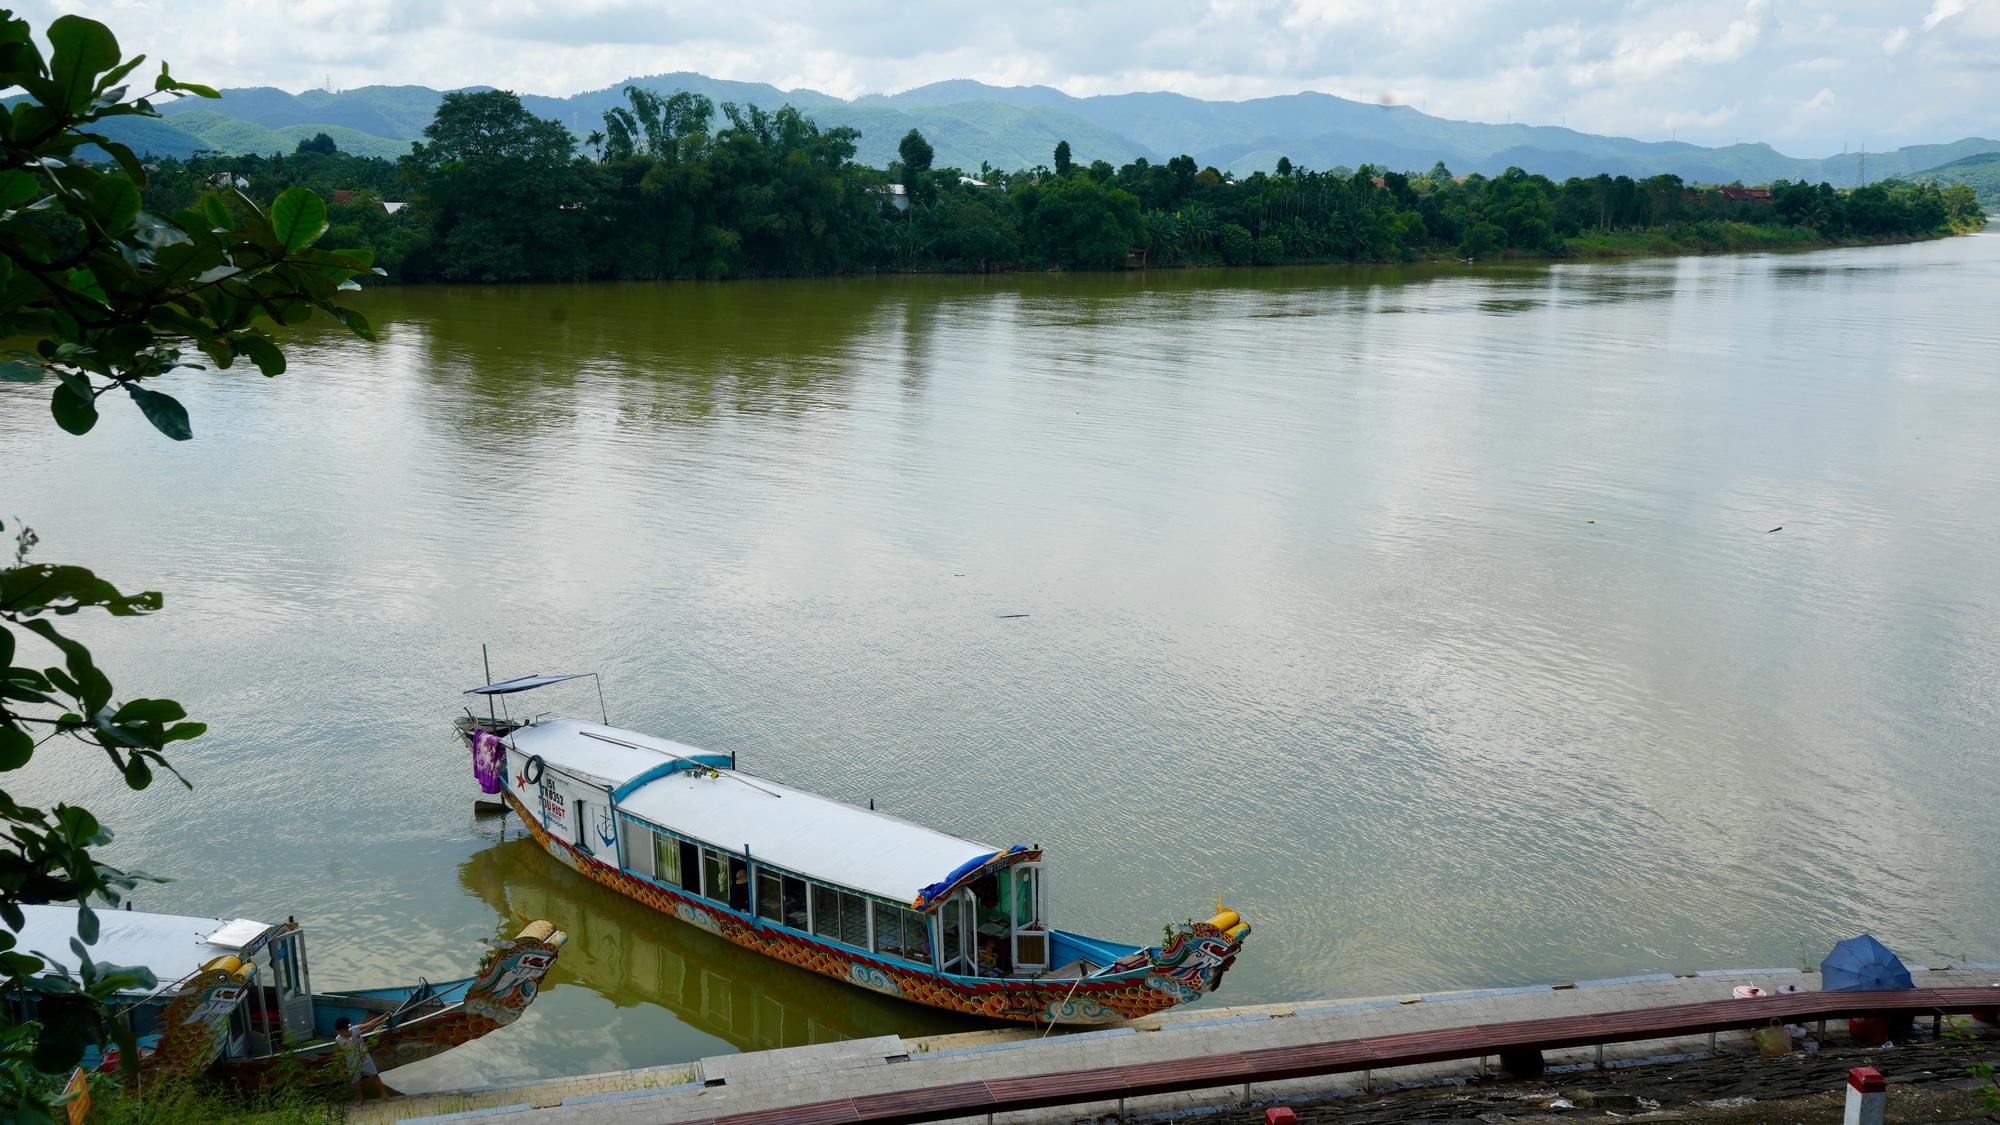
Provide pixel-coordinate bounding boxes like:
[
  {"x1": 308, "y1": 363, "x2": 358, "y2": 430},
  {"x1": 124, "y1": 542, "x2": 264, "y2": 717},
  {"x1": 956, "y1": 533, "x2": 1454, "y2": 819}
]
[{"x1": 17, "y1": 0, "x2": 2000, "y2": 160}]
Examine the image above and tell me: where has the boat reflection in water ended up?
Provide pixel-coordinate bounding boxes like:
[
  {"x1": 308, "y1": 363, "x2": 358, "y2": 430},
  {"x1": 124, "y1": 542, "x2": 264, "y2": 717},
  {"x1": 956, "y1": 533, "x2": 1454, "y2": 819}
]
[{"x1": 459, "y1": 834, "x2": 986, "y2": 1053}]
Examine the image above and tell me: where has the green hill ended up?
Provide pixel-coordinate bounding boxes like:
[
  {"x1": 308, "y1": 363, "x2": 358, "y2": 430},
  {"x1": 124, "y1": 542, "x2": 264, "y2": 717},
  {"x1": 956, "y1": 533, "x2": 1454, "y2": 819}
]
[
  {"x1": 70, "y1": 75, "x2": 2000, "y2": 189},
  {"x1": 1912, "y1": 151, "x2": 2000, "y2": 205},
  {"x1": 164, "y1": 110, "x2": 411, "y2": 159}
]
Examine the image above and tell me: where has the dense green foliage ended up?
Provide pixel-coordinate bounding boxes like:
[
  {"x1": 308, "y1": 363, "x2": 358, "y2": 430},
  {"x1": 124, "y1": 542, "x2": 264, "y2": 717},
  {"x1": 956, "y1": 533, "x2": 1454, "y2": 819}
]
[
  {"x1": 132, "y1": 88, "x2": 1976, "y2": 284},
  {"x1": 1915, "y1": 150, "x2": 2000, "y2": 206},
  {"x1": 0, "y1": 9, "x2": 369, "y2": 1118}
]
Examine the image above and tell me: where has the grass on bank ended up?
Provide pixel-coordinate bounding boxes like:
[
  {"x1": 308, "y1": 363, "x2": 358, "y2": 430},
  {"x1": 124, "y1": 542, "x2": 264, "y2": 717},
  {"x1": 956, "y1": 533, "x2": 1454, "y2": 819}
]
[{"x1": 85, "y1": 1074, "x2": 346, "y2": 1125}]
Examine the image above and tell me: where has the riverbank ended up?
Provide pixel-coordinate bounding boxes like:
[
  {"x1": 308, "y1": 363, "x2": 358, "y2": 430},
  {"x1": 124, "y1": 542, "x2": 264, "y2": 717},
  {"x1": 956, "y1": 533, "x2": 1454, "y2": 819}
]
[
  {"x1": 1551, "y1": 220, "x2": 1982, "y2": 262},
  {"x1": 349, "y1": 963, "x2": 2000, "y2": 1124}
]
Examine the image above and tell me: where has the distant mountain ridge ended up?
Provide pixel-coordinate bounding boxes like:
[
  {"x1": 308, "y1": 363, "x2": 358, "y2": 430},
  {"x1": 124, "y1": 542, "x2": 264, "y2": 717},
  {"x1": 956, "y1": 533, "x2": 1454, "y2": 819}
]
[{"x1": 96, "y1": 73, "x2": 1996, "y2": 188}]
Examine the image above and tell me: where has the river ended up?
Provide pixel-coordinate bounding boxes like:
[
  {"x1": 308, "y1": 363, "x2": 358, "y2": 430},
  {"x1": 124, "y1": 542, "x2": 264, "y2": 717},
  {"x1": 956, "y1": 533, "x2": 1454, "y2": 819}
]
[{"x1": 5, "y1": 233, "x2": 1999, "y2": 1090}]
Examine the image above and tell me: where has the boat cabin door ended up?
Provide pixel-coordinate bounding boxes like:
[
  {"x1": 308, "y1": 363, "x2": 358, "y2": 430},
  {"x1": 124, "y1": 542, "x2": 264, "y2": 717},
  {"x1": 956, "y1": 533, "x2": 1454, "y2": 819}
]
[
  {"x1": 266, "y1": 928, "x2": 313, "y2": 1043},
  {"x1": 937, "y1": 890, "x2": 977, "y2": 975},
  {"x1": 1008, "y1": 864, "x2": 1048, "y2": 974}
]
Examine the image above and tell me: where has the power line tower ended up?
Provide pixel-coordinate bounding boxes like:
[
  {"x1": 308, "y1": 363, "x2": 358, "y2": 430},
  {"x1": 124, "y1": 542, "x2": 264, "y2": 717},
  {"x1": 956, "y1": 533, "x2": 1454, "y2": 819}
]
[{"x1": 1855, "y1": 144, "x2": 1867, "y2": 187}]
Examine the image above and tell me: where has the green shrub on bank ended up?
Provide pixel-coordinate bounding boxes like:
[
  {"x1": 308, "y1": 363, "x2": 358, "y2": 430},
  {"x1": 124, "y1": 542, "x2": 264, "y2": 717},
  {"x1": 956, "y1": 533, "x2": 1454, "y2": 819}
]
[{"x1": 86, "y1": 1075, "x2": 344, "y2": 1125}]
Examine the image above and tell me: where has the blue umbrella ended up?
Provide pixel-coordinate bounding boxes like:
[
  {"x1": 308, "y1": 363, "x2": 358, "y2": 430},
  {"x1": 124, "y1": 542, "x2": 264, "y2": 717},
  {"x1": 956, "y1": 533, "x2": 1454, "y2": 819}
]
[{"x1": 1821, "y1": 934, "x2": 1914, "y2": 991}]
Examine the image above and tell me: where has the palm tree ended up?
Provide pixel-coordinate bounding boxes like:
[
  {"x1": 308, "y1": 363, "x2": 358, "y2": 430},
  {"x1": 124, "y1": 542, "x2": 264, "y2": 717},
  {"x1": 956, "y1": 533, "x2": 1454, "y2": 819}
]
[{"x1": 586, "y1": 130, "x2": 605, "y2": 162}]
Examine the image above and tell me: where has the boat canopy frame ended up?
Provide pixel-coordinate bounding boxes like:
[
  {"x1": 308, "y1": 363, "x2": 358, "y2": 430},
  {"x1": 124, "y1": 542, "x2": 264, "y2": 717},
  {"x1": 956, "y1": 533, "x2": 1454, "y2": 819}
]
[{"x1": 464, "y1": 671, "x2": 608, "y2": 725}]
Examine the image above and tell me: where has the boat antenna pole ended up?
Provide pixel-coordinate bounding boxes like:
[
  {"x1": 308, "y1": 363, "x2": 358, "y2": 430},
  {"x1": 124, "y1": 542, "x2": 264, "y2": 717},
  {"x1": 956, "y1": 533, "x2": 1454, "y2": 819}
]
[
  {"x1": 482, "y1": 644, "x2": 496, "y2": 723},
  {"x1": 593, "y1": 672, "x2": 608, "y2": 724}
]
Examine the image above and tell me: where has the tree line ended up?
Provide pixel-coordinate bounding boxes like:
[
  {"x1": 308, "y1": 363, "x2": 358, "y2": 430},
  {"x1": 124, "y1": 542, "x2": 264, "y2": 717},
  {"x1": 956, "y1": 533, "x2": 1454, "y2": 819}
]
[{"x1": 134, "y1": 88, "x2": 1987, "y2": 284}]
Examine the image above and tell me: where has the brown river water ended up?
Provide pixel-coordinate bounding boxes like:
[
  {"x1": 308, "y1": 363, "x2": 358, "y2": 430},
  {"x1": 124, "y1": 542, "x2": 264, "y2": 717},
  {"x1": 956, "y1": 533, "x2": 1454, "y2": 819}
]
[{"x1": 4, "y1": 233, "x2": 1998, "y2": 1089}]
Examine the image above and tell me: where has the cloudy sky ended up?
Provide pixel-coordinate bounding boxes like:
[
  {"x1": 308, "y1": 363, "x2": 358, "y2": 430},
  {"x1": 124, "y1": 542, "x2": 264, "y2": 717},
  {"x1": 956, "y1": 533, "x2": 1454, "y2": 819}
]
[{"x1": 23, "y1": 0, "x2": 2000, "y2": 157}]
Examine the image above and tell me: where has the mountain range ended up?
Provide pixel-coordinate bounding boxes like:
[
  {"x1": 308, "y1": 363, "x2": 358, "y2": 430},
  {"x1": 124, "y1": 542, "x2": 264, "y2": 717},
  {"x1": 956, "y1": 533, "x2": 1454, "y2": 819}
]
[{"x1": 96, "y1": 73, "x2": 1998, "y2": 189}]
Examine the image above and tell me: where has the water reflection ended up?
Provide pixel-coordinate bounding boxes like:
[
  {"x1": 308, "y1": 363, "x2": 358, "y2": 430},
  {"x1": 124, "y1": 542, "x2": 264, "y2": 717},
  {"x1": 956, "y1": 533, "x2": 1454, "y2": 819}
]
[{"x1": 458, "y1": 834, "x2": 982, "y2": 1052}]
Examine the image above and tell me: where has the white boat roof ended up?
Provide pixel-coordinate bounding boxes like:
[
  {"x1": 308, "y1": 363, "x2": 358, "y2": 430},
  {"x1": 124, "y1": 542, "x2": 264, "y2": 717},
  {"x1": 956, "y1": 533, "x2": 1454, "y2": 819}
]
[
  {"x1": 15, "y1": 904, "x2": 274, "y2": 987},
  {"x1": 509, "y1": 718, "x2": 714, "y2": 788},
  {"x1": 513, "y1": 719, "x2": 1005, "y2": 904}
]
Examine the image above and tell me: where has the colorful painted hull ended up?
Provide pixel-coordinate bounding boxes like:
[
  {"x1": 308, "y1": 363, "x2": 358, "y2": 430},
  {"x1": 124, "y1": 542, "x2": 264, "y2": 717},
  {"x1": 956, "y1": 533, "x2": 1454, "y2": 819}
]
[
  {"x1": 117, "y1": 919, "x2": 567, "y2": 1086},
  {"x1": 499, "y1": 786, "x2": 1245, "y2": 1025}
]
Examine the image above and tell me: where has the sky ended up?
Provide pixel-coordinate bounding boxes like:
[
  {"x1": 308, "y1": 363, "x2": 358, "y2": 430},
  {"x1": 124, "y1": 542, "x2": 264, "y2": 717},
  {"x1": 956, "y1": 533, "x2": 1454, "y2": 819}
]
[{"x1": 22, "y1": 0, "x2": 2000, "y2": 157}]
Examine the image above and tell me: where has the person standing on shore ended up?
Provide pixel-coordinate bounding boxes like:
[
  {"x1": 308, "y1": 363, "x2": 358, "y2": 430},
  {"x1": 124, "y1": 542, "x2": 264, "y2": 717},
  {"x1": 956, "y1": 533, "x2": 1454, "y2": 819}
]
[{"x1": 334, "y1": 1016, "x2": 390, "y2": 1100}]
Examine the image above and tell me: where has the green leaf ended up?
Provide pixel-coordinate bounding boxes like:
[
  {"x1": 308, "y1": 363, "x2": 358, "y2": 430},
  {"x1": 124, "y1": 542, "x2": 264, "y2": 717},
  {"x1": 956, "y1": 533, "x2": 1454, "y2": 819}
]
[
  {"x1": 125, "y1": 384, "x2": 191, "y2": 440},
  {"x1": 270, "y1": 186, "x2": 328, "y2": 252},
  {"x1": 45, "y1": 15, "x2": 121, "y2": 114},
  {"x1": 232, "y1": 334, "x2": 285, "y2": 376},
  {"x1": 50, "y1": 382, "x2": 97, "y2": 434},
  {"x1": 0, "y1": 727, "x2": 31, "y2": 771},
  {"x1": 110, "y1": 698, "x2": 185, "y2": 724},
  {"x1": 0, "y1": 170, "x2": 38, "y2": 209},
  {"x1": 87, "y1": 174, "x2": 139, "y2": 234},
  {"x1": 199, "y1": 192, "x2": 230, "y2": 229},
  {"x1": 76, "y1": 904, "x2": 97, "y2": 944},
  {"x1": 334, "y1": 304, "x2": 375, "y2": 341}
]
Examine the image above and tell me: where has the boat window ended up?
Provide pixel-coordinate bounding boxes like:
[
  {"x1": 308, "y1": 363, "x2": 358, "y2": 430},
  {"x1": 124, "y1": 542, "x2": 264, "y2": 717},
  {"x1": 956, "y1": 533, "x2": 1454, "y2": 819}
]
[
  {"x1": 679, "y1": 840, "x2": 701, "y2": 894},
  {"x1": 781, "y1": 874, "x2": 809, "y2": 930},
  {"x1": 838, "y1": 890, "x2": 869, "y2": 948},
  {"x1": 622, "y1": 820, "x2": 654, "y2": 877},
  {"x1": 727, "y1": 857, "x2": 749, "y2": 911},
  {"x1": 941, "y1": 902, "x2": 962, "y2": 967},
  {"x1": 873, "y1": 903, "x2": 932, "y2": 964},
  {"x1": 653, "y1": 831, "x2": 681, "y2": 886},
  {"x1": 811, "y1": 884, "x2": 840, "y2": 940},
  {"x1": 907, "y1": 910, "x2": 933, "y2": 964},
  {"x1": 755, "y1": 869, "x2": 783, "y2": 922},
  {"x1": 276, "y1": 934, "x2": 302, "y2": 995},
  {"x1": 700, "y1": 849, "x2": 727, "y2": 902},
  {"x1": 872, "y1": 902, "x2": 906, "y2": 958}
]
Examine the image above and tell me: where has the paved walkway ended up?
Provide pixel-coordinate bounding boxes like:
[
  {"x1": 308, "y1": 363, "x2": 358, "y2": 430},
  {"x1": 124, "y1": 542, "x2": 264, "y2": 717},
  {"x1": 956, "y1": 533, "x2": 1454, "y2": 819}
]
[{"x1": 350, "y1": 963, "x2": 2000, "y2": 1124}]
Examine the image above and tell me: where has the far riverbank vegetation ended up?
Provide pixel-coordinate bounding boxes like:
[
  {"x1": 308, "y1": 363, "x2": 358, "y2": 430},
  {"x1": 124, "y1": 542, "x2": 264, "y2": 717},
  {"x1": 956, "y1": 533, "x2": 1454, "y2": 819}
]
[{"x1": 133, "y1": 88, "x2": 1988, "y2": 284}]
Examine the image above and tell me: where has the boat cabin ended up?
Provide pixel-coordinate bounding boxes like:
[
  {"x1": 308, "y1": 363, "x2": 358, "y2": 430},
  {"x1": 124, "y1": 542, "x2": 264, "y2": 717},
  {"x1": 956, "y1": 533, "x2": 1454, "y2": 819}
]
[
  {"x1": 491, "y1": 718, "x2": 1112, "y2": 980},
  {"x1": 9, "y1": 905, "x2": 314, "y2": 1067}
]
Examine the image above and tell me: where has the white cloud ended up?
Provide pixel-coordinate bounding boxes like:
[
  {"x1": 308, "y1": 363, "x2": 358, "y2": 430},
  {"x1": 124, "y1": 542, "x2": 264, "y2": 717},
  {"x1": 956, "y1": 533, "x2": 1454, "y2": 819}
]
[
  {"x1": 1663, "y1": 104, "x2": 1739, "y2": 130},
  {"x1": 5, "y1": 0, "x2": 1995, "y2": 157},
  {"x1": 1923, "y1": 0, "x2": 1971, "y2": 30}
]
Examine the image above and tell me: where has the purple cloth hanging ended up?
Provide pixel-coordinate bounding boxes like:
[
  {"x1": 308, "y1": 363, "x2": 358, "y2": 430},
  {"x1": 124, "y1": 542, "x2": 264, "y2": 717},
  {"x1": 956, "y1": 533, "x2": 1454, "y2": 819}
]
[{"x1": 472, "y1": 731, "x2": 505, "y2": 794}]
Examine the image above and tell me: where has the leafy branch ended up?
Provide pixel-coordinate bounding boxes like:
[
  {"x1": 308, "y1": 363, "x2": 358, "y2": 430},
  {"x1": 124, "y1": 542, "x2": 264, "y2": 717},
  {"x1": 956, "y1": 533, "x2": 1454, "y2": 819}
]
[{"x1": 0, "y1": 8, "x2": 373, "y2": 1118}]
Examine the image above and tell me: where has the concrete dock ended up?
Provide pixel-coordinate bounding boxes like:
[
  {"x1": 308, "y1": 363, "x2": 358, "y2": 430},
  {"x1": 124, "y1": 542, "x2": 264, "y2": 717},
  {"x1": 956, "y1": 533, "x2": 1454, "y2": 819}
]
[{"x1": 351, "y1": 964, "x2": 2000, "y2": 1124}]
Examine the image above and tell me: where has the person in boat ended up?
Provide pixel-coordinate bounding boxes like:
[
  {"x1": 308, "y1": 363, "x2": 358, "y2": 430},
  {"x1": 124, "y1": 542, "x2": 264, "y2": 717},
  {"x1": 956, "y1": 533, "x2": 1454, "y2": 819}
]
[
  {"x1": 334, "y1": 1016, "x2": 390, "y2": 1101},
  {"x1": 730, "y1": 866, "x2": 750, "y2": 912}
]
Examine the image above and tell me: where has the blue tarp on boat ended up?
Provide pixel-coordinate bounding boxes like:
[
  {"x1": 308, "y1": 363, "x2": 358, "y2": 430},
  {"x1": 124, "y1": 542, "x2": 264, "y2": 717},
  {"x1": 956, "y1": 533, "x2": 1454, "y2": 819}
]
[{"x1": 914, "y1": 845, "x2": 1030, "y2": 910}]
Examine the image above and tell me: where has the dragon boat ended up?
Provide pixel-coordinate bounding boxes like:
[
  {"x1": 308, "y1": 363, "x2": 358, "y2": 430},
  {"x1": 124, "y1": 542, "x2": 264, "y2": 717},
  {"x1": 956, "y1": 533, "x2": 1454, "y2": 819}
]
[
  {"x1": 455, "y1": 672, "x2": 1250, "y2": 1025},
  {"x1": 12, "y1": 904, "x2": 566, "y2": 1083}
]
